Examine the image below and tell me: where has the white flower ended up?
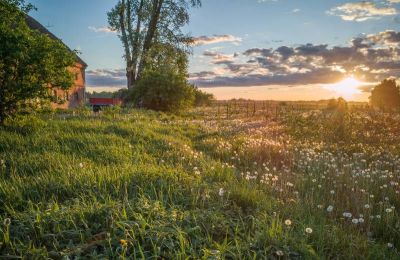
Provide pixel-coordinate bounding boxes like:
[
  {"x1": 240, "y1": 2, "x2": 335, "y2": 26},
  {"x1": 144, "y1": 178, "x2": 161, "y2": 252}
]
[
  {"x1": 276, "y1": 250, "x2": 284, "y2": 256},
  {"x1": 364, "y1": 204, "x2": 370, "y2": 209},
  {"x1": 79, "y1": 163, "x2": 84, "y2": 168},
  {"x1": 326, "y1": 205, "x2": 334, "y2": 213},
  {"x1": 358, "y1": 218, "x2": 364, "y2": 224},
  {"x1": 388, "y1": 243, "x2": 394, "y2": 248},
  {"x1": 385, "y1": 208, "x2": 393, "y2": 213},
  {"x1": 343, "y1": 212, "x2": 352, "y2": 218},
  {"x1": 218, "y1": 188, "x2": 225, "y2": 197},
  {"x1": 330, "y1": 190, "x2": 335, "y2": 195},
  {"x1": 305, "y1": 227, "x2": 313, "y2": 234},
  {"x1": 3, "y1": 218, "x2": 11, "y2": 226},
  {"x1": 352, "y1": 219, "x2": 359, "y2": 224},
  {"x1": 284, "y1": 219, "x2": 292, "y2": 226}
]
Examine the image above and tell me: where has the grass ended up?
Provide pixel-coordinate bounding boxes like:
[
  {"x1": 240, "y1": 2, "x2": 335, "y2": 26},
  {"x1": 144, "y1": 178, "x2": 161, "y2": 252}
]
[{"x1": 0, "y1": 108, "x2": 399, "y2": 259}]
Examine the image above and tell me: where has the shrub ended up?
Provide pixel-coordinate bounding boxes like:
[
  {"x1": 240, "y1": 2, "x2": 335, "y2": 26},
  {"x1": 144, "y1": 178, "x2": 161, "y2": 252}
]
[
  {"x1": 194, "y1": 88, "x2": 215, "y2": 107},
  {"x1": 130, "y1": 70, "x2": 195, "y2": 112},
  {"x1": 326, "y1": 97, "x2": 348, "y2": 113}
]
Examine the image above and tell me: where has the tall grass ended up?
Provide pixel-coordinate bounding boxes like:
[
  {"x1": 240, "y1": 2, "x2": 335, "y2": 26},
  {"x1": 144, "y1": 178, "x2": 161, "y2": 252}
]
[{"x1": 0, "y1": 109, "x2": 398, "y2": 259}]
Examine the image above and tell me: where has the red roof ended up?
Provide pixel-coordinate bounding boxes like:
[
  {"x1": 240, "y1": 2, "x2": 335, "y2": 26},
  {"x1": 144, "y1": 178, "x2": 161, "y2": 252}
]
[{"x1": 89, "y1": 98, "x2": 122, "y2": 106}]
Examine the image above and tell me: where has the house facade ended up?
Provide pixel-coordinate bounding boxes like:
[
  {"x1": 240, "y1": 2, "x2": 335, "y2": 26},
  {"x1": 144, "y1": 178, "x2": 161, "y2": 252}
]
[{"x1": 26, "y1": 16, "x2": 87, "y2": 109}]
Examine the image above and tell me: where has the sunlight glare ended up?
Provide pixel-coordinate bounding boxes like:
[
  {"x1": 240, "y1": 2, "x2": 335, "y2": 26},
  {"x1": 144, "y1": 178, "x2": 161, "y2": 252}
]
[{"x1": 326, "y1": 76, "x2": 363, "y2": 98}]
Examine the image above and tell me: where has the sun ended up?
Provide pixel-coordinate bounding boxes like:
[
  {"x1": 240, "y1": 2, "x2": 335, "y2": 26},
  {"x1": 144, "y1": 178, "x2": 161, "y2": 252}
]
[{"x1": 325, "y1": 76, "x2": 363, "y2": 98}]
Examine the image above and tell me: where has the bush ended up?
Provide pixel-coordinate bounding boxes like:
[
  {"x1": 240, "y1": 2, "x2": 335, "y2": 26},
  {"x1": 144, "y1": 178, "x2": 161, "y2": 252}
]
[
  {"x1": 130, "y1": 70, "x2": 195, "y2": 112},
  {"x1": 326, "y1": 97, "x2": 348, "y2": 113},
  {"x1": 194, "y1": 88, "x2": 215, "y2": 107}
]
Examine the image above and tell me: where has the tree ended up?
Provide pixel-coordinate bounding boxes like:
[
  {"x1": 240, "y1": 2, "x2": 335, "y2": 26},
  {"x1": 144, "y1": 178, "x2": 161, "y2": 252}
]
[
  {"x1": 130, "y1": 69, "x2": 194, "y2": 112},
  {"x1": 0, "y1": 0, "x2": 75, "y2": 124},
  {"x1": 370, "y1": 79, "x2": 400, "y2": 111},
  {"x1": 107, "y1": 0, "x2": 201, "y2": 89}
]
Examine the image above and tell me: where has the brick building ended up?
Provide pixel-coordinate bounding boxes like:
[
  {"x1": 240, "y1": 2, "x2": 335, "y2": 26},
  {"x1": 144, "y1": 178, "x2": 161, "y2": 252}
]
[{"x1": 26, "y1": 16, "x2": 87, "y2": 109}]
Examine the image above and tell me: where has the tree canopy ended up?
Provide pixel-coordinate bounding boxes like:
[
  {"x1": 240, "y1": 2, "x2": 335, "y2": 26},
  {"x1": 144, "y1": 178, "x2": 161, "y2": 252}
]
[
  {"x1": 0, "y1": 0, "x2": 76, "y2": 124},
  {"x1": 370, "y1": 79, "x2": 400, "y2": 111},
  {"x1": 108, "y1": 0, "x2": 201, "y2": 89}
]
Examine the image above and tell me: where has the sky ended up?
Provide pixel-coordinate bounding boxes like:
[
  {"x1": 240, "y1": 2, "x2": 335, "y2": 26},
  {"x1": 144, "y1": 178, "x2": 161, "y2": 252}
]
[{"x1": 29, "y1": 0, "x2": 400, "y2": 101}]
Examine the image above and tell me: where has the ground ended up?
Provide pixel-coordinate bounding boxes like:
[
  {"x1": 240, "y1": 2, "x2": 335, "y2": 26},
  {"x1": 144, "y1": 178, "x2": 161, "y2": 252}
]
[{"x1": 0, "y1": 106, "x2": 399, "y2": 259}]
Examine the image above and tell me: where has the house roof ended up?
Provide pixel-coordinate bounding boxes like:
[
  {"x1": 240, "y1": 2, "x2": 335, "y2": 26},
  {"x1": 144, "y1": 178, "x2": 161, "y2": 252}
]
[{"x1": 25, "y1": 15, "x2": 88, "y2": 68}]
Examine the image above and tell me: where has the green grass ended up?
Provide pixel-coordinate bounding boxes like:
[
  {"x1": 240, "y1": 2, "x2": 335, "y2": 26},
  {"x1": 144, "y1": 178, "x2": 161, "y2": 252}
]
[{"x1": 0, "y1": 109, "x2": 399, "y2": 259}]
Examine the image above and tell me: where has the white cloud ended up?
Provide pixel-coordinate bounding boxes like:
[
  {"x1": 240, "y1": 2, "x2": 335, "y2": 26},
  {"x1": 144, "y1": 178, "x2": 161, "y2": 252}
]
[
  {"x1": 88, "y1": 26, "x2": 116, "y2": 34},
  {"x1": 192, "y1": 35, "x2": 242, "y2": 46},
  {"x1": 327, "y1": 2, "x2": 397, "y2": 22}
]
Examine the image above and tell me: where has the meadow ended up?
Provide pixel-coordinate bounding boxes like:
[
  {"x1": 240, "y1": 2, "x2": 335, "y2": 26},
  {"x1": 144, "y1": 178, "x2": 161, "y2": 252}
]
[{"x1": 0, "y1": 105, "x2": 399, "y2": 259}]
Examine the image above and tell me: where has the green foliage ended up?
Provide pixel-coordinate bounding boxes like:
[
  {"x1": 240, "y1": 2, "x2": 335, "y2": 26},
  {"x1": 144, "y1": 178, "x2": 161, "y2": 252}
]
[
  {"x1": 370, "y1": 78, "x2": 400, "y2": 111},
  {"x1": 108, "y1": 0, "x2": 201, "y2": 88},
  {"x1": 194, "y1": 88, "x2": 215, "y2": 107},
  {"x1": 0, "y1": 1, "x2": 75, "y2": 124},
  {"x1": 130, "y1": 69, "x2": 195, "y2": 112}
]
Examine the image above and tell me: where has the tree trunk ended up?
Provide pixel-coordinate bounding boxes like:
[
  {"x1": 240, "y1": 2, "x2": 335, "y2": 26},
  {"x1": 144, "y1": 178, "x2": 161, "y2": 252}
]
[
  {"x1": 137, "y1": 0, "x2": 164, "y2": 79},
  {"x1": 119, "y1": 0, "x2": 133, "y2": 89}
]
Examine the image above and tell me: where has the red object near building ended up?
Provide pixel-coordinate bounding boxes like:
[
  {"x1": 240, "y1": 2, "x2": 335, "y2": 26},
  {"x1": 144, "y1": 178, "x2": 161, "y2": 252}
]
[{"x1": 89, "y1": 98, "x2": 123, "y2": 106}]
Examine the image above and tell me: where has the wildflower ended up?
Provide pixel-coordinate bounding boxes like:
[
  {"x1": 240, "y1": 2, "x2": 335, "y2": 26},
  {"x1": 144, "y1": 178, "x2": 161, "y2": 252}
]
[
  {"x1": 352, "y1": 219, "x2": 359, "y2": 224},
  {"x1": 3, "y1": 218, "x2": 11, "y2": 226},
  {"x1": 218, "y1": 188, "x2": 225, "y2": 197},
  {"x1": 385, "y1": 208, "x2": 393, "y2": 213},
  {"x1": 276, "y1": 250, "x2": 284, "y2": 256},
  {"x1": 343, "y1": 212, "x2": 352, "y2": 218},
  {"x1": 364, "y1": 204, "x2": 370, "y2": 209},
  {"x1": 326, "y1": 205, "x2": 334, "y2": 213},
  {"x1": 358, "y1": 218, "x2": 364, "y2": 224},
  {"x1": 79, "y1": 162, "x2": 84, "y2": 168},
  {"x1": 388, "y1": 243, "x2": 394, "y2": 249},
  {"x1": 120, "y1": 239, "x2": 128, "y2": 247},
  {"x1": 305, "y1": 227, "x2": 313, "y2": 234},
  {"x1": 330, "y1": 190, "x2": 335, "y2": 195},
  {"x1": 284, "y1": 219, "x2": 292, "y2": 226}
]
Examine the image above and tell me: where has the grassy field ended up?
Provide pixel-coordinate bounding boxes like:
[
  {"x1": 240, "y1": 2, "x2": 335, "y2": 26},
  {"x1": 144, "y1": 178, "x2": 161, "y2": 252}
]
[{"x1": 0, "y1": 107, "x2": 399, "y2": 259}]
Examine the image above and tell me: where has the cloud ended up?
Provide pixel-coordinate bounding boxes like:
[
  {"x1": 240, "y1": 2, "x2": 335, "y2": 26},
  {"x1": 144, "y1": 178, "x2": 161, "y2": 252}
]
[
  {"x1": 88, "y1": 26, "x2": 116, "y2": 34},
  {"x1": 192, "y1": 35, "x2": 242, "y2": 46},
  {"x1": 327, "y1": 2, "x2": 397, "y2": 22},
  {"x1": 190, "y1": 30, "x2": 400, "y2": 88},
  {"x1": 86, "y1": 69, "x2": 126, "y2": 88}
]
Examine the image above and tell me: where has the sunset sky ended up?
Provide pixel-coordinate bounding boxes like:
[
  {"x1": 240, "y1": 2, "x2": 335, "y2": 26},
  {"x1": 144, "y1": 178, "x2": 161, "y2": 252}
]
[{"x1": 29, "y1": 0, "x2": 400, "y2": 101}]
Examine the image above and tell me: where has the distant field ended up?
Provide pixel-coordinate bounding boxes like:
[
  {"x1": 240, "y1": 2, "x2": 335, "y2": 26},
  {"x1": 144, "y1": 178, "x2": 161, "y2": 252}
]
[{"x1": 0, "y1": 107, "x2": 399, "y2": 259}]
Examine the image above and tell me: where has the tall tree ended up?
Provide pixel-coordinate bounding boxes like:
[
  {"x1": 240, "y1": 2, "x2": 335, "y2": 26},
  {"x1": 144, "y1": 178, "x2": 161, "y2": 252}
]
[
  {"x1": 0, "y1": 0, "x2": 76, "y2": 124},
  {"x1": 108, "y1": 0, "x2": 201, "y2": 89}
]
